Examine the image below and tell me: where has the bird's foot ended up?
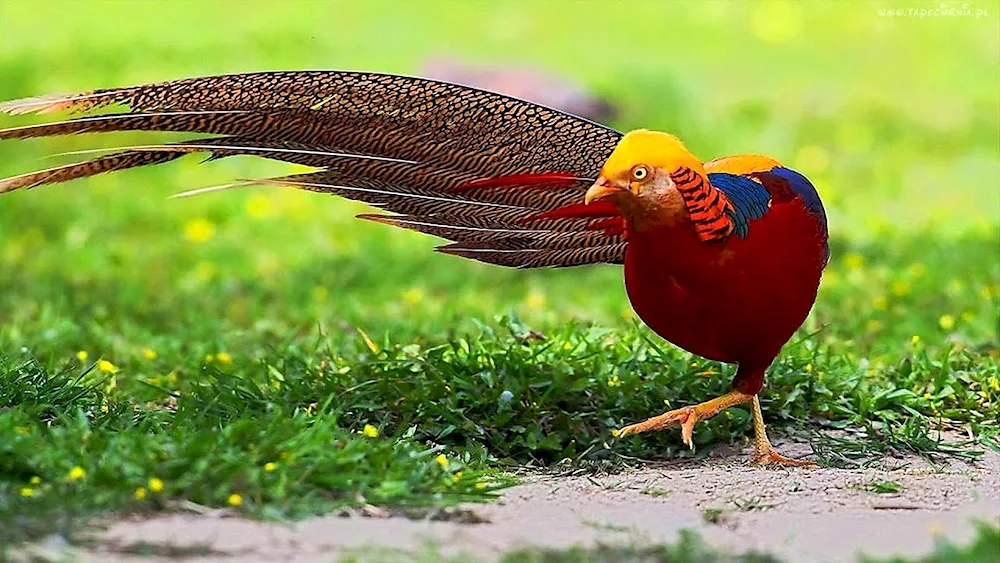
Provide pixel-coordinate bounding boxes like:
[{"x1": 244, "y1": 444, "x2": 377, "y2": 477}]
[
  {"x1": 747, "y1": 395, "x2": 819, "y2": 468},
  {"x1": 614, "y1": 405, "x2": 699, "y2": 445},
  {"x1": 613, "y1": 390, "x2": 753, "y2": 449},
  {"x1": 749, "y1": 445, "x2": 819, "y2": 468}
]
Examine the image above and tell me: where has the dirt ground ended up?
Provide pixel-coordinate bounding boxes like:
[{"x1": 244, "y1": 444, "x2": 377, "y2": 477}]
[{"x1": 21, "y1": 438, "x2": 1000, "y2": 563}]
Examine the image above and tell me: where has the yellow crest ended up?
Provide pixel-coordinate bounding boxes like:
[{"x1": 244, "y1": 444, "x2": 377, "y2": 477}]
[{"x1": 600, "y1": 129, "x2": 706, "y2": 178}]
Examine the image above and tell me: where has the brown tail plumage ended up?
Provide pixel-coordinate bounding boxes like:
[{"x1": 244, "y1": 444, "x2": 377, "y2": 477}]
[{"x1": 0, "y1": 71, "x2": 626, "y2": 268}]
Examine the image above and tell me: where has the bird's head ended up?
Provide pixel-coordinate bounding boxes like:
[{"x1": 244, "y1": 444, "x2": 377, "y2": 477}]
[{"x1": 585, "y1": 129, "x2": 706, "y2": 229}]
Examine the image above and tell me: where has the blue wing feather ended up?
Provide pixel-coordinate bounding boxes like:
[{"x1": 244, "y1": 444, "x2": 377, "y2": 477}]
[
  {"x1": 707, "y1": 165, "x2": 829, "y2": 268},
  {"x1": 769, "y1": 167, "x2": 828, "y2": 233},
  {"x1": 707, "y1": 172, "x2": 770, "y2": 238}
]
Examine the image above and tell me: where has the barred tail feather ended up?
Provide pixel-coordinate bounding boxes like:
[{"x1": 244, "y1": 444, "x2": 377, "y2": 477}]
[
  {"x1": 0, "y1": 151, "x2": 185, "y2": 193},
  {"x1": 0, "y1": 71, "x2": 627, "y2": 268}
]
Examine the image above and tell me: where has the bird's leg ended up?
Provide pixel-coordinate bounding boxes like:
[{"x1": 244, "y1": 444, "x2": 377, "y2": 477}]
[
  {"x1": 748, "y1": 395, "x2": 818, "y2": 468},
  {"x1": 614, "y1": 389, "x2": 753, "y2": 448}
]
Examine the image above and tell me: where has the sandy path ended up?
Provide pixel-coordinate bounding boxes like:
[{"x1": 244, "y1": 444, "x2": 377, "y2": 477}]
[{"x1": 27, "y1": 439, "x2": 1000, "y2": 562}]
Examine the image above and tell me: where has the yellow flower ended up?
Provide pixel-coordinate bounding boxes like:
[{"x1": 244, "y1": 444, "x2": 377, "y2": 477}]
[
  {"x1": 563, "y1": 341, "x2": 573, "y2": 351},
  {"x1": 475, "y1": 482, "x2": 487, "y2": 490},
  {"x1": 452, "y1": 471, "x2": 464, "y2": 483},
  {"x1": 923, "y1": 393, "x2": 932, "y2": 400},
  {"x1": 401, "y1": 287, "x2": 424, "y2": 306},
  {"x1": 938, "y1": 315, "x2": 955, "y2": 331},
  {"x1": 873, "y1": 296, "x2": 888, "y2": 310},
  {"x1": 227, "y1": 493, "x2": 243, "y2": 507},
  {"x1": 67, "y1": 466, "x2": 85, "y2": 481},
  {"x1": 891, "y1": 280, "x2": 911, "y2": 297},
  {"x1": 142, "y1": 348, "x2": 158, "y2": 360},
  {"x1": 435, "y1": 454, "x2": 448, "y2": 468},
  {"x1": 804, "y1": 364, "x2": 813, "y2": 373},
  {"x1": 100, "y1": 404, "x2": 109, "y2": 414},
  {"x1": 148, "y1": 477, "x2": 164, "y2": 493},
  {"x1": 911, "y1": 335, "x2": 921, "y2": 345},
  {"x1": 97, "y1": 359, "x2": 118, "y2": 374},
  {"x1": 183, "y1": 218, "x2": 216, "y2": 243},
  {"x1": 363, "y1": 424, "x2": 379, "y2": 438},
  {"x1": 76, "y1": 350, "x2": 89, "y2": 362},
  {"x1": 264, "y1": 462, "x2": 277, "y2": 472},
  {"x1": 607, "y1": 375, "x2": 622, "y2": 388},
  {"x1": 843, "y1": 252, "x2": 864, "y2": 270},
  {"x1": 20, "y1": 487, "x2": 34, "y2": 498},
  {"x1": 134, "y1": 487, "x2": 147, "y2": 500},
  {"x1": 29, "y1": 476, "x2": 41, "y2": 485},
  {"x1": 989, "y1": 377, "x2": 1000, "y2": 393},
  {"x1": 525, "y1": 289, "x2": 546, "y2": 310},
  {"x1": 215, "y1": 352, "x2": 232, "y2": 366}
]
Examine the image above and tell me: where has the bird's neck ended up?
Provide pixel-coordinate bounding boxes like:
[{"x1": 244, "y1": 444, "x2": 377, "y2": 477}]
[{"x1": 667, "y1": 166, "x2": 734, "y2": 242}]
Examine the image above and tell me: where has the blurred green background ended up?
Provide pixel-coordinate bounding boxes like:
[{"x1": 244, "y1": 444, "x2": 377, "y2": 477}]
[{"x1": 0, "y1": 0, "x2": 996, "y2": 351}]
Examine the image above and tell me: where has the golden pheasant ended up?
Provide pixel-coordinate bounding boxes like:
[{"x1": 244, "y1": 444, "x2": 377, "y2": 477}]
[{"x1": 0, "y1": 71, "x2": 828, "y2": 466}]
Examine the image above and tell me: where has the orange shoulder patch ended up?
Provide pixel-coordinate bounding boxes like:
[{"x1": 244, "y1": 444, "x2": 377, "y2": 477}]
[{"x1": 704, "y1": 154, "x2": 782, "y2": 175}]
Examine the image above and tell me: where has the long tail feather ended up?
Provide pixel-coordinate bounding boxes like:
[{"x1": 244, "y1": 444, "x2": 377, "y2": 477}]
[
  {"x1": 0, "y1": 151, "x2": 185, "y2": 193},
  {"x1": 169, "y1": 181, "x2": 258, "y2": 199},
  {"x1": 454, "y1": 172, "x2": 590, "y2": 191},
  {"x1": 0, "y1": 110, "x2": 250, "y2": 139},
  {"x1": 0, "y1": 71, "x2": 628, "y2": 268},
  {"x1": 0, "y1": 92, "x2": 118, "y2": 115},
  {"x1": 49, "y1": 143, "x2": 416, "y2": 165},
  {"x1": 437, "y1": 243, "x2": 628, "y2": 268}
]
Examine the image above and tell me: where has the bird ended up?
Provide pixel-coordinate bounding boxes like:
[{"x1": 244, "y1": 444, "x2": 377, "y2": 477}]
[{"x1": 0, "y1": 71, "x2": 828, "y2": 466}]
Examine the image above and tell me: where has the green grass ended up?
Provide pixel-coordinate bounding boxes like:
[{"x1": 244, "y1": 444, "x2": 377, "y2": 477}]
[
  {"x1": 486, "y1": 531, "x2": 784, "y2": 563},
  {"x1": 498, "y1": 524, "x2": 1000, "y2": 563},
  {"x1": 861, "y1": 522, "x2": 1000, "y2": 563},
  {"x1": 861, "y1": 480, "x2": 904, "y2": 495},
  {"x1": 335, "y1": 524, "x2": 1000, "y2": 562},
  {"x1": 0, "y1": 0, "x2": 998, "y2": 553}
]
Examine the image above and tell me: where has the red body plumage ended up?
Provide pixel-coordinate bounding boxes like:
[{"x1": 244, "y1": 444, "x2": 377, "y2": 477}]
[{"x1": 624, "y1": 195, "x2": 827, "y2": 393}]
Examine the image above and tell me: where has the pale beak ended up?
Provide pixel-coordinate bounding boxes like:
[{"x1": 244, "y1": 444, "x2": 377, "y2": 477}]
[{"x1": 584, "y1": 177, "x2": 623, "y2": 205}]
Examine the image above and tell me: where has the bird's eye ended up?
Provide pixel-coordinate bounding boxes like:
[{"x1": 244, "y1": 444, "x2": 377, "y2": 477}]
[{"x1": 631, "y1": 165, "x2": 649, "y2": 181}]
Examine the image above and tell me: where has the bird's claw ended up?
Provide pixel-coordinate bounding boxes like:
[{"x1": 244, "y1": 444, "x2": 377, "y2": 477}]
[
  {"x1": 614, "y1": 405, "x2": 700, "y2": 449},
  {"x1": 749, "y1": 446, "x2": 819, "y2": 469}
]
